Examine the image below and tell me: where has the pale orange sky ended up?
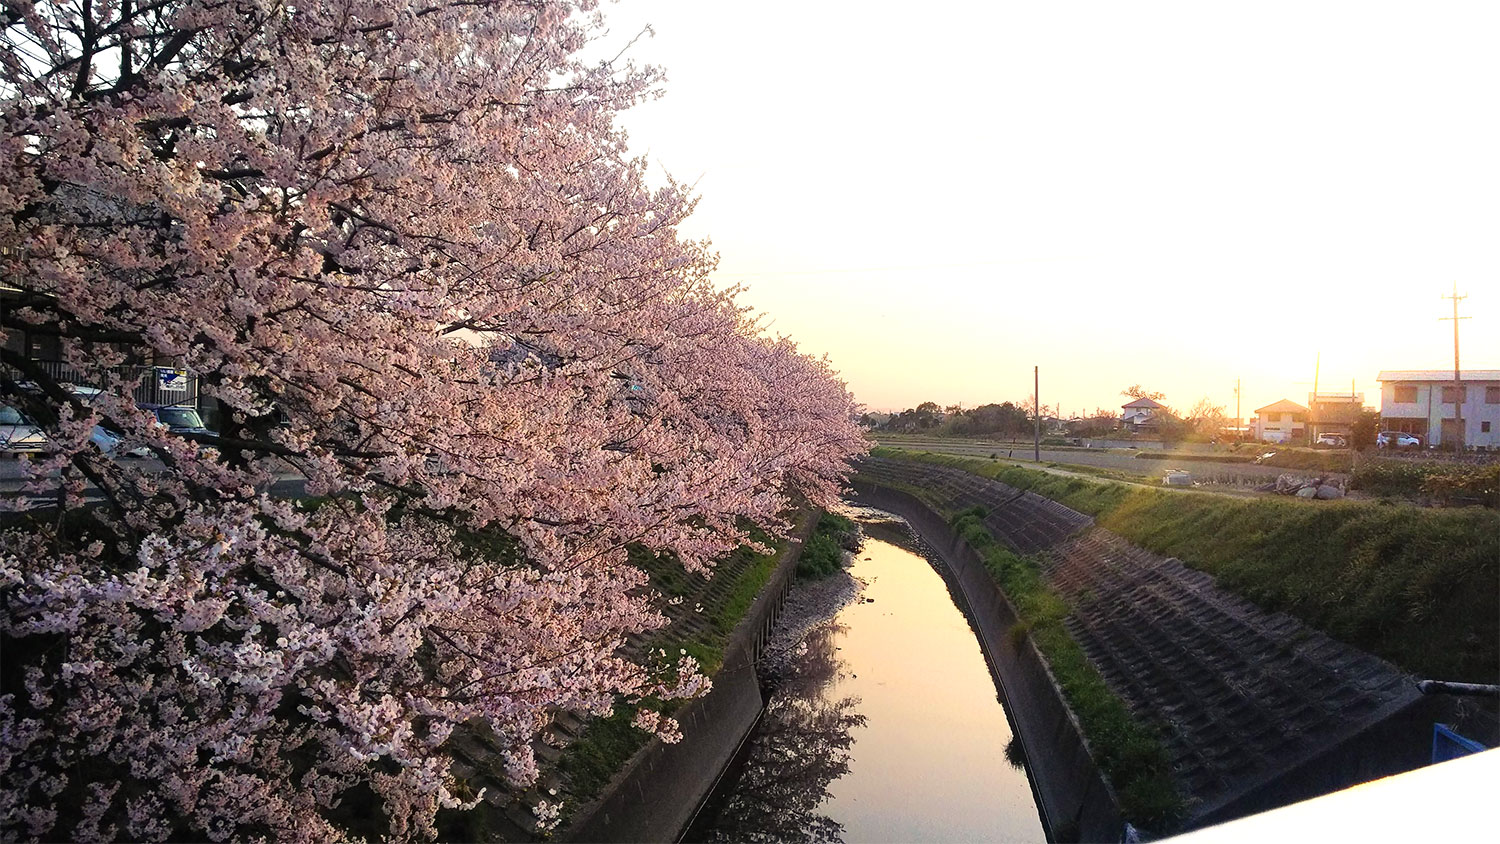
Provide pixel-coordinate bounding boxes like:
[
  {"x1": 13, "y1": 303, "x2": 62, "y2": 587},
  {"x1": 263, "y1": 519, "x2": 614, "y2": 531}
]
[{"x1": 602, "y1": 1, "x2": 1499, "y2": 418}]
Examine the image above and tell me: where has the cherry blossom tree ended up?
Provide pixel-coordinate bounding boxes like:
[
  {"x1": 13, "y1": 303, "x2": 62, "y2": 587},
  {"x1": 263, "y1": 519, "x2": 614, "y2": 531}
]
[{"x1": 0, "y1": 1, "x2": 866, "y2": 839}]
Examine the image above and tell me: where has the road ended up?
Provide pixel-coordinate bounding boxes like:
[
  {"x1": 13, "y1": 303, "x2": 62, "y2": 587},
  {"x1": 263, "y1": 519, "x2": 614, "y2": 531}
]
[
  {"x1": 1, "y1": 455, "x2": 308, "y2": 506},
  {"x1": 872, "y1": 436, "x2": 1341, "y2": 484}
]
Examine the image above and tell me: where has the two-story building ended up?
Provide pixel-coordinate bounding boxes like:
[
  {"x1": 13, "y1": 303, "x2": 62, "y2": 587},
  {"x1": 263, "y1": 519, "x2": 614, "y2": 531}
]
[
  {"x1": 1253, "y1": 399, "x2": 1309, "y2": 444},
  {"x1": 1121, "y1": 397, "x2": 1165, "y2": 432},
  {"x1": 1377, "y1": 370, "x2": 1500, "y2": 450},
  {"x1": 1307, "y1": 392, "x2": 1364, "y2": 441}
]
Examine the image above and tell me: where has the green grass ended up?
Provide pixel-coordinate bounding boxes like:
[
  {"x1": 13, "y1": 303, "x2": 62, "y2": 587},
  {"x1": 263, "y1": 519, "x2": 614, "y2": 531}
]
[
  {"x1": 555, "y1": 706, "x2": 654, "y2": 808},
  {"x1": 949, "y1": 508, "x2": 1183, "y2": 829},
  {"x1": 711, "y1": 543, "x2": 783, "y2": 642},
  {"x1": 870, "y1": 448, "x2": 1500, "y2": 683},
  {"x1": 796, "y1": 510, "x2": 856, "y2": 579}
]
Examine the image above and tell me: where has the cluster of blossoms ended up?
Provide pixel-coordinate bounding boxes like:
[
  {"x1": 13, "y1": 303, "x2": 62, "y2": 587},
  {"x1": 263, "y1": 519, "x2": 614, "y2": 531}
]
[{"x1": 0, "y1": 1, "x2": 865, "y2": 840}]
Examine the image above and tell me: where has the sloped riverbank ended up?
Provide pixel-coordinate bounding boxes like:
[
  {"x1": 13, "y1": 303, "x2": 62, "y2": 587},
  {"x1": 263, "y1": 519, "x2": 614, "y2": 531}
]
[{"x1": 855, "y1": 454, "x2": 1497, "y2": 835}]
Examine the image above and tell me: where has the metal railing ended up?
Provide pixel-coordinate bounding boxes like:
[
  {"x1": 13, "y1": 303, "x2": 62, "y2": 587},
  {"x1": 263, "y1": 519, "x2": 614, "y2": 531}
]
[{"x1": 2, "y1": 359, "x2": 200, "y2": 409}]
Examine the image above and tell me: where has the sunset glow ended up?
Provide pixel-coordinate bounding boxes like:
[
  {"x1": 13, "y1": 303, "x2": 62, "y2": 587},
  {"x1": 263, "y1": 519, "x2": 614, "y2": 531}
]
[{"x1": 607, "y1": 0, "x2": 1499, "y2": 415}]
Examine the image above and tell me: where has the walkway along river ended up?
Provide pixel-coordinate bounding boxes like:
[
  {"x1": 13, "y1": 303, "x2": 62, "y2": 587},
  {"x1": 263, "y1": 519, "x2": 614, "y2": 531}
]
[{"x1": 686, "y1": 508, "x2": 1046, "y2": 843}]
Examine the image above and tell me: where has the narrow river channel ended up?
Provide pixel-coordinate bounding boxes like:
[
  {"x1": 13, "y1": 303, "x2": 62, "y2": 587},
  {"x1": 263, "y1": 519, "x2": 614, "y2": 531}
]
[{"x1": 688, "y1": 509, "x2": 1045, "y2": 843}]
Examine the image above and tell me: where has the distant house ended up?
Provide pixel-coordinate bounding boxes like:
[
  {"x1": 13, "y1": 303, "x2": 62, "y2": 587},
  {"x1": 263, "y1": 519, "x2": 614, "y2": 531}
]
[
  {"x1": 1120, "y1": 397, "x2": 1165, "y2": 432},
  {"x1": 1377, "y1": 370, "x2": 1500, "y2": 450},
  {"x1": 1307, "y1": 392, "x2": 1364, "y2": 441},
  {"x1": 1254, "y1": 399, "x2": 1309, "y2": 444}
]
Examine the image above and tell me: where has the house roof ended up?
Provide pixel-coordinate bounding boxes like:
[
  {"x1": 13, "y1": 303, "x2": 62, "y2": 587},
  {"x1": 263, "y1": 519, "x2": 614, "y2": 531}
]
[
  {"x1": 1377, "y1": 370, "x2": 1500, "y2": 383},
  {"x1": 1121, "y1": 397, "x2": 1165, "y2": 409},
  {"x1": 1255, "y1": 399, "x2": 1309, "y2": 415}
]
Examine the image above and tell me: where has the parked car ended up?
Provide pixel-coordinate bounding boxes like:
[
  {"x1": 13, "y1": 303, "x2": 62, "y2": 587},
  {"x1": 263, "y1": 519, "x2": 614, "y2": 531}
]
[
  {"x1": 140, "y1": 404, "x2": 214, "y2": 436},
  {"x1": 0, "y1": 405, "x2": 47, "y2": 455},
  {"x1": 1376, "y1": 431, "x2": 1421, "y2": 449},
  {"x1": 90, "y1": 426, "x2": 122, "y2": 454},
  {"x1": 1315, "y1": 433, "x2": 1348, "y2": 448}
]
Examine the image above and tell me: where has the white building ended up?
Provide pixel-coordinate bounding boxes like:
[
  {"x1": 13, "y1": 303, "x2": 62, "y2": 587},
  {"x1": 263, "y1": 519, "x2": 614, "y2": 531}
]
[
  {"x1": 1121, "y1": 397, "x2": 1165, "y2": 432},
  {"x1": 1254, "y1": 399, "x2": 1309, "y2": 444},
  {"x1": 1377, "y1": 370, "x2": 1500, "y2": 450}
]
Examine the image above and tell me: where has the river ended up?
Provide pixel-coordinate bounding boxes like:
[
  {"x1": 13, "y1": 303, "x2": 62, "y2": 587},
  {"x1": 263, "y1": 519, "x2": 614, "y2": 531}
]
[{"x1": 688, "y1": 508, "x2": 1045, "y2": 843}]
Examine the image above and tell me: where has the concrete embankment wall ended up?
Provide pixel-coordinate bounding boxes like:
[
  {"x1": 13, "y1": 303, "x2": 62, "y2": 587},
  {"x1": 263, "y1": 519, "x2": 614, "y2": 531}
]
[
  {"x1": 561, "y1": 527, "x2": 802, "y2": 843},
  {"x1": 1190, "y1": 692, "x2": 1450, "y2": 829},
  {"x1": 853, "y1": 481, "x2": 1123, "y2": 843}
]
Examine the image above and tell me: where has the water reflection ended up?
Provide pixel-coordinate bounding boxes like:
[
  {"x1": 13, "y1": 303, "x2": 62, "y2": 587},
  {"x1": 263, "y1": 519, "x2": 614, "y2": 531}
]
[
  {"x1": 1004, "y1": 735, "x2": 1028, "y2": 772},
  {"x1": 696, "y1": 514, "x2": 1044, "y2": 843},
  {"x1": 708, "y1": 623, "x2": 865, "y2": 843}
]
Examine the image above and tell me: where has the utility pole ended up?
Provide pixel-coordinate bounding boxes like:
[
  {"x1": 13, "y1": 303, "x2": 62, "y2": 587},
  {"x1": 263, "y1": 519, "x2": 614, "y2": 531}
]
[
  {"x1": 1440, "y1": 283, "x2": 1469, "y2": 450},
  {"x1": 1351, "y1": 377, "x2": 1359, "y2": 466},
  {"x1": 1234, "y1": 378, "x2": 1241, "y2": 442},
  {"x1": 1034, "y1": 365, "x2": 1040, "y2": 462},
  {"x1": 1311, "y1": 352, "x2": 1320, "y2": 446}
]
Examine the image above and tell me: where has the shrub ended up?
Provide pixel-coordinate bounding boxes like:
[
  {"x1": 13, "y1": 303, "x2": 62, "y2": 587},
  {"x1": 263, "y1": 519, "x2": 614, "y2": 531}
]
[
  {"x1": 1353, "y1": 459, "x2": 1500, "y2": 507},
  {"x1": 796, "y1": 510, "x2": 857, "y2": 579}
]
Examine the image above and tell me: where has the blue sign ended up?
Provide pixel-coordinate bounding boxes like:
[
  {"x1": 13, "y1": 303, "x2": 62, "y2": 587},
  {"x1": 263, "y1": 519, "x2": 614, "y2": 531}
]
[{"x1": 1432, "y1": 723, "x2": 1488, "y2": 764}]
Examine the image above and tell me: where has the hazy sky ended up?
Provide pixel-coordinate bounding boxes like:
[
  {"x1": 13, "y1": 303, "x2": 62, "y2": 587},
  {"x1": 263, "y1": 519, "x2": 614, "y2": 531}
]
[{"x1": 600, "y1": 0, "x2": 1498, "y2": 416}]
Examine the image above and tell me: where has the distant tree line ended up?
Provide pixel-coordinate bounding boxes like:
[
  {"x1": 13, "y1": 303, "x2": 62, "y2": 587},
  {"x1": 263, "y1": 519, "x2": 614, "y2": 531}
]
[
  {"x1": 868, "y1": 385, "x2": 1239, "y2": 444},
  {"x1": 866, "y1": 400, "x2": 1040, "y2": 437}
]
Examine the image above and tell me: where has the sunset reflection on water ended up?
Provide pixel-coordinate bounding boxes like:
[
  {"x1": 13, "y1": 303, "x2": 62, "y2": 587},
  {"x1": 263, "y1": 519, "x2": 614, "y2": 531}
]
[{"x1": 699, "y1": 512, "x2": 1043, "y2": 843}]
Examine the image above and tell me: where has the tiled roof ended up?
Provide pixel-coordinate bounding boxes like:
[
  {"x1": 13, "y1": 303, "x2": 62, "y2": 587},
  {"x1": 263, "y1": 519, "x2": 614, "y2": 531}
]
[
  {"x1": 1377, "y1": 370, "x2": 1500, "y2": 382},
  {"x1": 1255, "y1": 399, "x2": 1309, "y2": 415},
  {"x1": 1121, "y1": 397, "x2": 1165, "y2": 409}
]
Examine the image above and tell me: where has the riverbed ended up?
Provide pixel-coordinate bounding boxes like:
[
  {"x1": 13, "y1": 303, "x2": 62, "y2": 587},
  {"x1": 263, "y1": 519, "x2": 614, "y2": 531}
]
[{"x1": 689, "y1": 508, "x2": 1044, "y2": 843}]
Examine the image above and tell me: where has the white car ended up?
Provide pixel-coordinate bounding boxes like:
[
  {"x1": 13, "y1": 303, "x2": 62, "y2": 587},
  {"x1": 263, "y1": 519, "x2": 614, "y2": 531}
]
[
  {"x1": 1376, "y1": 431, "x2": 1421, "y2": 449},
  {"x1": 91, "y1": 426, "x2": 122, "y2": 454},
  {"x1": 0, "y1": 405, "x2": 47, "y2": 455},
  {"x1": 1315, "y1": 433, "x2": 1348, "y2": 447}
]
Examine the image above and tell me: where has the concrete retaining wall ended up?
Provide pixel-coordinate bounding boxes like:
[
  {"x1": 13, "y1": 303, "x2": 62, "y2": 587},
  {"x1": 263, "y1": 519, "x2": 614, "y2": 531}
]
[
  {"x1": 561, "y1": 526, "x2": 802, "y2": 843},
  {"x1": 852, "y1": 482, "x2": 1123, "y2": 843}
]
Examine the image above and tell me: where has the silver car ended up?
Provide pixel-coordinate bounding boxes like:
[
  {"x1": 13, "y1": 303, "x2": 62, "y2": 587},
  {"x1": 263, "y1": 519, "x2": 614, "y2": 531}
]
[
  {"x1": 0, "y1": 405, "x2": 47, "y2": 455},
  {"x1": 1376, "y1": 431, "x2": 1421, "y2": 449}
]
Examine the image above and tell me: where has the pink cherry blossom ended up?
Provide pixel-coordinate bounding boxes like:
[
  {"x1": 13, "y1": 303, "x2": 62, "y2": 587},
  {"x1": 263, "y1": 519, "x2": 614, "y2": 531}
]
[{"x1": 0, "y1": 1, "x2": 866, "y2": 840}]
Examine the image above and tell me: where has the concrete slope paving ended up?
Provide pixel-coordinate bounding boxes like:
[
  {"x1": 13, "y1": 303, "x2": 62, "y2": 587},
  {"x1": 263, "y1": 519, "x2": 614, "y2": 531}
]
[{"x1": 855, "y1": 457, "x2": 1424, "y2": 826}]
